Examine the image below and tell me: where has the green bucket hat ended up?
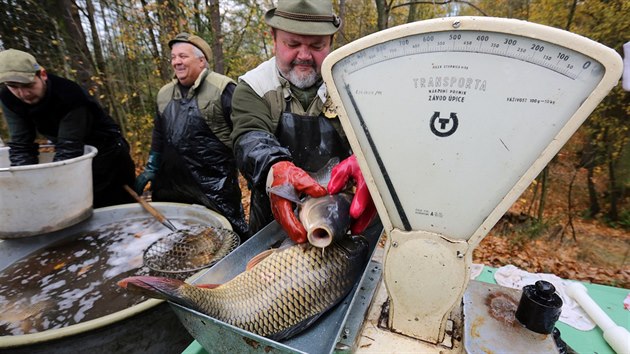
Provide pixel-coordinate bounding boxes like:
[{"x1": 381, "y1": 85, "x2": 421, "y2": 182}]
[
  {"x1": 265, "y1": 0, "x2": 341, "y2": 36},
  {"x1": 168, "y1": 33, "x2": 213, "y2": 61},
  {"x1": 0, "y1": 49, "x2": 41, "y2": 84}
]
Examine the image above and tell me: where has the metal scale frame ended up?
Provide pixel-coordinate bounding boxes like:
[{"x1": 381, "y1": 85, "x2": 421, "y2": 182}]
[{"x1": 321, "y1": 16, "x2": 622, "y2": 351}]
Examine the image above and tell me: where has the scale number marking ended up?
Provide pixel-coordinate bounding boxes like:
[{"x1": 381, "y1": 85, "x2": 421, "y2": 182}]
[{"x1": 337, "y1": 30, "x2": 601, "y2": 81}]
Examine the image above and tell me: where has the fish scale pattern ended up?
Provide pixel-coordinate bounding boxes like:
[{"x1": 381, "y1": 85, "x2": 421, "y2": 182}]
[{"x1": 179, "y1": 239, "x2": 368, "y2": 340}]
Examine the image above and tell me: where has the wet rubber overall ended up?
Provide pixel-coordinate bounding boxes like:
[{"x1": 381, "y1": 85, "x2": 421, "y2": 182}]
[{"x1": 152, "y1": 94, "x2": 248, "y2": 238}]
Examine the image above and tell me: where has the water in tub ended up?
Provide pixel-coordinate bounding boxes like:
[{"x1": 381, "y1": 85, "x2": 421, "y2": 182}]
[{"x1": 0, "y1": 218, "x2": 193, "y2": 336}]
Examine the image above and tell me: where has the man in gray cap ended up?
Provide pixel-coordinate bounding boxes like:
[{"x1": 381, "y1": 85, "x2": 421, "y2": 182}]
[
  {"x1": 134, "y1": 33, "x2": 249, "y2": 240},
  {"x1": 0, "y1": 48, "x2": 136, "y2": 208},
  {"x1": 230, "y1": 0, "x2": 377, "y2": 242}
]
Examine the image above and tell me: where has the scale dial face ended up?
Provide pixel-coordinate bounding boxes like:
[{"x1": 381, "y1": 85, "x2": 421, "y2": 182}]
[{"x1": 324, "y1": 17, "x2": 622, "y2": 241}]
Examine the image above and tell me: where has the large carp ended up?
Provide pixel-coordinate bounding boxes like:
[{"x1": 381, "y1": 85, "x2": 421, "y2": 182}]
[{"x1": 118, "y1": 234, "x2": 369, "y2": 341}]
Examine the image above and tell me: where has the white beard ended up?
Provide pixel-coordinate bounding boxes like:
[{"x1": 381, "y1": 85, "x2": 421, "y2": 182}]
[{"x1": 286, "y1": 68, "x2": 318, "y2": 89}]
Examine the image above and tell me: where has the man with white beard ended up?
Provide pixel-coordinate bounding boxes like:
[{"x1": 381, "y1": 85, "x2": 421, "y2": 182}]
[{"x1": 230, "y1": 0, "x2": 377, "y2": 242}]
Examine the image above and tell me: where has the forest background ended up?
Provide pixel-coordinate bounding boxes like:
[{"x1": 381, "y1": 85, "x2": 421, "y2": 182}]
[{"x1": 0, "y1": 0, "x2": 628, "y2": 287}]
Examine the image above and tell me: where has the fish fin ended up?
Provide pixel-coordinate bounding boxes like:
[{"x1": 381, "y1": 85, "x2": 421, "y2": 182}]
[
  {"x1": 268, "y1": 313, "x2": 325, "y2": 341},
  {"x1": 118, "y1": 276, "x2": 194, "y2": 307},
  {"x1": 266, "y1": 184, "x2": 303, "y2": 204},
  {"x1": 245, "y1": 249, "x2": 276, "y2": 270},
  {"x1": 246, "y1": 239, "x2": 297, "y2": 270},
  {"x1": 269, "y1": 239, "x2": 285, "y2": 248},
  {"x1": 196, "y1": 284, "x2": 221, "y2": 289},
  {"x1": 307, "y1": 157, "x2": 340, "y2": 188}
]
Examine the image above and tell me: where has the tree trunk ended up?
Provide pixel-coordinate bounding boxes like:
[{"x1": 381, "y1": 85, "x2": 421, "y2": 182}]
[
  {"x1": 157, "y1": 0, "x2": 181, "y2": 53},
  {"x1": 586, "y1": 166, "x2": 600, "y2": 217},
  {"x1": 407, "y1": 2, "x2": 419, "y2": 23},
  {"x1": 375, "y1": 0, "x2": 389, "y2": 30},
  {"x1": 53, "y1": 0, "x2": 97, "y2": 91},
  {"x1": 336, "y1": 0, "x2": 347, "y2": 47},
  {"x1": 607, "y1": 159, "x2": 619, "y2": 221},
  {"x1": 84, "y1": 0, "x2": 121, "y2": 125},
  {"x1": 140, "y1": 0, "x2": 171, "y2": 81},
  {"x1": 605, "y1": 127, "x2": 619, "y2": 221},
  {"x1": 565, "y1": 0, "x2": 578, "y2": 31},
  {"x1": 579, "y1": 134, "x2": 601, "y2": 217},
  {"x1": 208, "y1": 0, "x2": 225, "y2": 74},
  {"x1": 107, "y1": 0, "x2": 131, "y2": 125},
  {"x1": 537, "y1": 167, "x2": 548, "y2": 222},
  {"x1": 193, "y1": 0, "x2": 203, "y2": 33},
  {"x1": 562, "y1": 169, "x2": 578, "y2": 241}
]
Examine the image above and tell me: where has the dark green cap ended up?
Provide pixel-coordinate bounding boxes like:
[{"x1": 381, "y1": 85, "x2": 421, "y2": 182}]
[{"x1": 265, "y1": 0, "x2": 341, "y2": 36}]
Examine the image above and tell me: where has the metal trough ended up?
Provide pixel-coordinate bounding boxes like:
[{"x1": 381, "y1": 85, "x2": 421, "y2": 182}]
[{"x1": 171, "y1": 220, "x2": 384, "y2": 354}]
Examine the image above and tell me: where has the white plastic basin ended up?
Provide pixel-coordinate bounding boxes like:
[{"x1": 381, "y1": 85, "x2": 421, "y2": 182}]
[{"x1": 0, "y1": 145, "x2": 97, "y2": 238}]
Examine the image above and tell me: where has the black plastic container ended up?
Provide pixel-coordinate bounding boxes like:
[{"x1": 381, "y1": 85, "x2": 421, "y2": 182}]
[{"x1": 515, "y1": 280, "x2": 563, "y2": 334}]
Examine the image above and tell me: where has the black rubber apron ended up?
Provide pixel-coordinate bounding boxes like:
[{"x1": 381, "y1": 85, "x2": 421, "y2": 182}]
[{"x1": 152, "y1": 94, "x2": 248, "y2": 238}]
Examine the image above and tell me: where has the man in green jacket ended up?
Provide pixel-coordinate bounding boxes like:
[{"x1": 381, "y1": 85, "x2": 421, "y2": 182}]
[
  {"x1": 135, "y1": 33, "x2": 249, "y2": 240},
  {"x1": 230, "y1": 0, "x2": 377, "y2": 242}
]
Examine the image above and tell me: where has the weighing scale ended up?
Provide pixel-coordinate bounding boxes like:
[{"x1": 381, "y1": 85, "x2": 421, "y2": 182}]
[
  {"x1": 174, "y1": 16, "x2": 623, "y2": 354},
  {"x1": 321, "y1": 16, "x2": 622, "y2": 352}
]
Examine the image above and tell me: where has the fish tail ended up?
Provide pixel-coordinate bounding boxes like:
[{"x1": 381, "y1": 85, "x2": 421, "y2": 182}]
[{"x1": 118, "y1": 276, "x2": 193, "y2": 307}]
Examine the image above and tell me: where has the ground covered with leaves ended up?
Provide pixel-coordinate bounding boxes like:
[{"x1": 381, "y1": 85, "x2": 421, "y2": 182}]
[
  {"x1": 473, "y1": 145, "x2": 630, "y2": 289},
  {"x1": 474, "y1": 219, "x2": 629, "y2": 288}
]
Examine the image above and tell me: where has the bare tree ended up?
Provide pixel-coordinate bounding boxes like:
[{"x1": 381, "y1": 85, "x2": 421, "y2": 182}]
[
  {"x1": 374, "y1": 0, "x2": 391, "y2": 30},
  {"x1": 140, "y1": 0, "x2": 171, "y2": 81},
  {"x1": 208, "y1": 0, "x2": 225, "y2": 74},
  {"x1": 336, "y1": 0, "x2": 347, "y2": 47},
  {"x1": 52, "y1": 0, "x2": 98, "y2": 91}
]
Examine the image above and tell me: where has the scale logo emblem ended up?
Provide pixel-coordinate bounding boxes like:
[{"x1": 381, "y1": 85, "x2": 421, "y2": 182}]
[{"x1": 430, "y1": 111, "x2": 459, "y2": 137}]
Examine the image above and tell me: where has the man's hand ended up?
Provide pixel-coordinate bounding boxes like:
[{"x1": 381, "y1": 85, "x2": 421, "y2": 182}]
[
  {"x1": 328, "y1": 155, "x2": 377, "y2": 234},
  {"x1": 134, "y1": 151, "x2": 161, "y2": 195},
  {"x1": 269, "y1": 161, "x2": 327, "y2": 243}
]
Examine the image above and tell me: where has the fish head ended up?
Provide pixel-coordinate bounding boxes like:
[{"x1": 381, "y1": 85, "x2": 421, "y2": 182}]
[{"x1": 299, "y1": 193, "x2": 353, "y2": 248}]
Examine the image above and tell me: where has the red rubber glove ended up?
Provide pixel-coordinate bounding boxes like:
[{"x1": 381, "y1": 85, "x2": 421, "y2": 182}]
[
  {"x1": 328, "y1": 155, "x2": 377, "y2": 235},
  {"x1": 269, "y1": 161, "x2": 327, "y2": 243}
]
